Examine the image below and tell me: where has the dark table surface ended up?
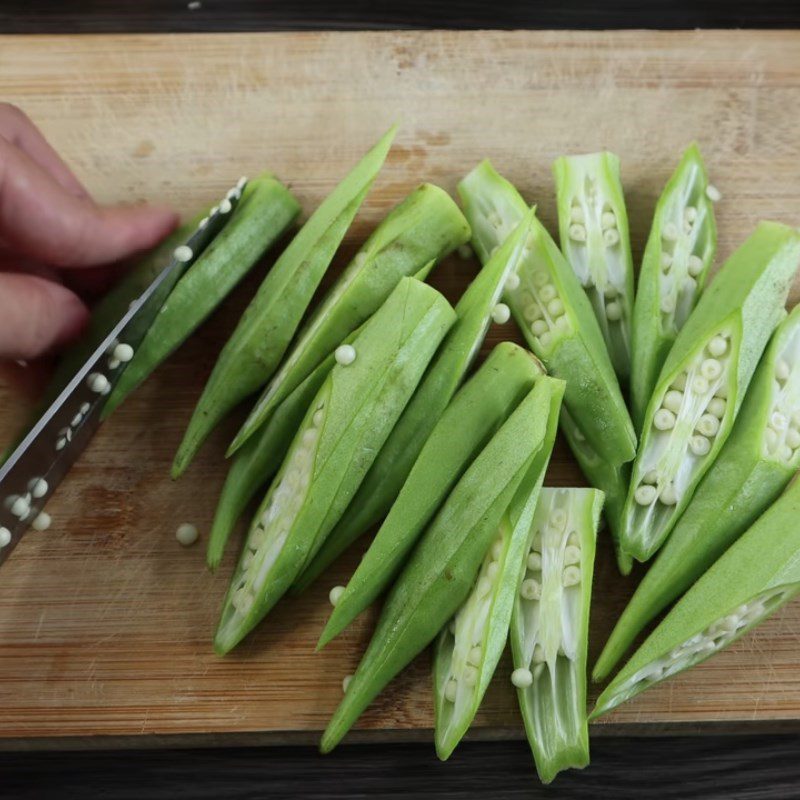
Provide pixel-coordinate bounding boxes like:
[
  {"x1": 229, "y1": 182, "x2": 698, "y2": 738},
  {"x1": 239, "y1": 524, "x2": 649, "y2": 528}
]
[{"x1": 3, "y1": 3, "x2": 800, "y2": 798}]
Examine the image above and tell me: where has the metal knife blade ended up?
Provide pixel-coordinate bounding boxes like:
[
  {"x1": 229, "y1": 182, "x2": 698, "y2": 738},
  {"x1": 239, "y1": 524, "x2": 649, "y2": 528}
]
[{"x1": 0, "y1": 178, "x2": 247, "y2": 566}]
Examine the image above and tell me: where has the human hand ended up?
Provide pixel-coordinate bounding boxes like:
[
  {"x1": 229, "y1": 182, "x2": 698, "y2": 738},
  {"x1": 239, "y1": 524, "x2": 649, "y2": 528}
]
[{"x1": 0, "y1": 103, "x2": 178, "y2": 363}]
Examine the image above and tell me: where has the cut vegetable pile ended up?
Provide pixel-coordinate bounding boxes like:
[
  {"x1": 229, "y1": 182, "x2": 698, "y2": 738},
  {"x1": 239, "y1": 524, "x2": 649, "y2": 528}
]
[{"x1": 25, "y1": 129, "x2": 800, "y2": 783}]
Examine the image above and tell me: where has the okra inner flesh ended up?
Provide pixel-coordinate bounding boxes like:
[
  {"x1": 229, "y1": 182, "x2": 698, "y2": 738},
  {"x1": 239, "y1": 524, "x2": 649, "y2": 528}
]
[
  {"x1": 628, "y1": 327, "x2": 735, "y2": 547},
  {"x1": 763, "y1": 325, "x2": 800, "y2": 464}
]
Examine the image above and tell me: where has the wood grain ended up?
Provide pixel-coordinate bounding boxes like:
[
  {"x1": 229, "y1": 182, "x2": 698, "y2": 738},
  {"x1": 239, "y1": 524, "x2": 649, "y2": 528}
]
[{"x1": 0, "y1": 30, "x2": 799, "y2": 744}]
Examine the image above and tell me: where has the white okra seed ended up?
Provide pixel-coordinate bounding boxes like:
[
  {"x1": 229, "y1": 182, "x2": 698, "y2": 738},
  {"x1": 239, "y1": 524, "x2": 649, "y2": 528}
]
[
  {"x1": 0, "y1": 527, "x2": 10, "y2": 547},
  {"x1": 776, "y1": 359, "x2": 791, "y2": 382},
  {"x1": 643, "y1": 470, "x2": 659, "y2": 484},
  {"x1": 79, "y1": 402, "x2": 90, "y2": 415},
  {"x1": 564, "y1": 545, "x2": 581, "y2": 565},
  {"x1": 786, "y1": 428, "x2": 800, "y2": 449},
  {"x1": 606, "y1": 301, "x2": 622, "y2": 321},
  {"x1": 477, "y1": 577, "x2": 492, "y2": 597},
  {"x1": 511, "y1": 668, "x2": 533, "y2": 688},
  {"x1": 490, "y1": 539, "x2": 504, "y2": 561},
  {"x1": 684, "y1": 206, "x2": 698, "y2": 223},
  {"x1": 329, "y1": 585, "x2": 346, "y2": 607},
  {"x1": 531, "y1": 320, "x2": 548, "y2": 337},
  {"x1": 32, "y1": 512, "x2": 51, "y2": 532},
  {"x1": 176, "y1": 523, "x2": 199, "y2": 546},
  {"x1": 547, "y1": 298, "x2": 564, "y2": 318},
  {"x1": 692, "y1": 375, "x2": 710, "y2": 395},
  {"x1": 10, "y1": 495, "x2": 29, "y2": 518},
  {"x1": 487, "y1": 561, "x2": 500, "y2": 581},
  {"x1": 491, "y1": 303, "x2": 511, "y2": 324},
  {"x1": 198, "y1": 216, "x2": 209, "y2": 230},
  {"x1": 520, "y1": 578, "x2": 541, "y2": 601},
  {"x1": 107, "y1": 358, "x2": 120, "y2": 371},
  {"x1": 562, "y1": 566, "x2": 581, "y2": 587},
  {"x1": 538, "y1": 332, "x2": 553, "y2": 349},
  {"x1": 464, "y1": 666, "x2": 478, "y2": 688},
  {"x1": 219, "y1": 198, "x2": 233, "y2": 214},
  {"x1": 683, "y1": 277, "x2": 698, "y2": 294},
  {"x1": 706, "y1": 184, "x2": 722, "y2": 202},
  {"x1": 687, "y1": 255, "x2": 704, "y2": 277},
  {"x1": 568, "y1": 223, "x2": 587, "y2": 242},
  {"x1": 342, "y1": 675, "x2": 353, "y2": 694},
  {"x1": 660, "y1": 252, "x2": 673, "y2": 270},
  {"x1": 570, "y1": 205, "x2": 585, "y2": 223},
  {"x1": 313, "y1": 409, "x2": 325, "y2": 427},
  {"x1": 87, "y1": 373, "x2": 109, "y2": 394},
  {"x1": 505, "y1": 271, "x2": 521, "y2": 291},
  {"x1": 708, "y1": 336, "x2": 728, "y2": 357},
  {"x1": 701, "y1": 358, "x2": 722, "y2": 381},
  {"x1": 524, "y1": 303, "x2": 543, "y2": 322},
  {"x1": 689, "y1": 434, "x2": 711, "y2": 456},
  {"x1": 55, "y1": 438, "x2": 67, "y2": 451},
  {"x1": 659, "y1": 484, "x2": 678, "y2": 505},
  {"x1": 468, "y1": 646, "x2": 482, "y2": 666},
  {"x1": 634, "y1": 484, "x2": 658, "y2": 505},
  {"x1": 334, "y1": 344, "x2": 356, "y2": 366},
  {"x1": 660, "y1": 294, "x2": 676, "y2": 314},
  {"x1": 601, "y1": 210, "x2": 617, "y2": 229},
  {"x1": 445, "y1": 679, "x2": 458, "y2": 702},
  {"x1": 771, "y1": 411, "x2": 788, "y2": 431},
  {"x1": 662, "y1": 222, "x2": 679, "y2": 242},
  {"x1": 173, "y1": 245, "x2": 193, "y2": 262},
  {"x1": 663, "y1": 389, "x2": 684, "y2": 414},
  {"x1": 539, "y1": 284, "x2": 557, "y2": 303},
  {"x1": 113, "y1": 343, "x2": 134, "y2": 363},
  {"x1": 526, "y1": 551, "x2": 542, "y2": 571},
  {"x1": 532, "y1": 270, "x2": 549, "y2": 288},
  {"x1": 708, "y1": 397, "x2": 727, "y2": 419},
  {"x1": 551, "y1": 508, "x2": 568, "y2": 530},
  {"x1": 603, "y1": 228, "x2": 620, "y2": 247},
  {"x1": 28, "y1": 478, "x2": 48, "y2": 498},
  {"x1": 780, "y1": 444, "x2": 793, "y2": 463},
  {"x1": 654, "y1": 408, "x2": 676, "y2": 431},
  {"x1": 532, "y1": 644, "x2": 545, "y2": 664},
  {"x1": 672, "y1": 373, "x2": 688, "y2": 391},
  {"x1": 567, "y1": 531, "x2": 580, "y2": 547},
  {"x1": 555, "y1": 315, "x2": 570, "y2": 332},
  {"x1": 697, "y1": 413, "x2": 720, "y2": 437}
]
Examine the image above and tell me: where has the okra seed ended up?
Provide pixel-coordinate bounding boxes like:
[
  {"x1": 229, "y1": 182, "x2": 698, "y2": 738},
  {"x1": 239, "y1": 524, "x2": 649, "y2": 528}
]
[
  {"x1": 538, "y1": 332, "x2": 553, "y2": 348},
  {"x1": 457, "y1": 244, "x2": 472, "y2": 260},
  {"x1": 606, "y1": 301, "x2": 622, "y2": 321},
  {"x1": 555, "y1": 315, "x2": 570, "y2": 332},
  {"x1": 714, "y1": 383, "x2": 729, "y2": 399},
  {"x1": 237, "y1": 176, "x2": 247, "y2": 190},
  {"x1": 562, "y1": 566, "x2": 581, "y2": 587},
  {"x1": 445, "y1": 679, "x2": 458, "y2": 702},
  {"x1": 113, "y1": 343, "x2": 134, "y2": 362},
  {"x1": 569, "y1": 205, "x2": 585, "y2": 223},
  {"x1": 468, "y1": 646, "x2": 482, "y2": 666},
  {"x1": 672, "y1": 373, "x2": 688, "y2": 391},
  {"x1": 505, "y1": 271, "x2": 521, "y2": 291},
  {"x1": 32, "y1": 512, "x2": 51, "y2": 532},
  {"x1": 329, "y1": 585, "x2": 346, "y2": 607},
  {"x1": 243, "y1": 551, "x2": 254, "y2": 568},
  {"x1": 568, "y1": 223, "x2": 587, "y2": 242},
  {"x1": 603, "y1": 228, "x2": 620, "y2": 247},
  {"x1": 659, "y1": 484, "x2": 678, "y2": 505},
  {"x1": 302, "y1": 428, "x2": 318, "y2": 447},
  {"x1": 334, "y1": 344, "x2": 356, "y2": 366},
  {"x1": 692, "y1": 375, "x2": 710, "y2": 395},
  {"x1": 79, "y1": 402, "x2": 90, "y2": 415},
  {"x1": 786, "y1": 429, "x2": 800, "y2": 449},
  {"x1": 547, "y1": 298, "x2": 564, "y2": 318},
  {"x1": 520, "y1": 579, "x2": 541, "y2": 601},
  {"x1": 653, "y1": 408, "x2": 676, "y2": 431},
  {"x1": 532, "y1": 644, "x2": 545, "y2": 664},
  {"x1": 464, "y1": 666, "x2": 478, "y2": 688},
  {"x1": 708, "y1": 397, "x2": 727, "y2": 419},
  {"x1": 511, "y1": 668, "x2": 533, "y2": 688},
  {"x1": 551, "y1": 508, "x2": 568, "y2": 530},
  {"x1": 660, "y1": 252, "x2": 673, "y2": 271},
  {"x1": 28, "y1": 478, "x2": 48, "y2": 498},
  {"x1": 55, "y1": 438, "x2": 67, "y2": 451},
  {"x1": 771, "y1": 411, "x2": 788, "y2": 431},
  {"x1": 176, "y1": 523, "x2": 199, "y2": 546},
  {"x1": 531, "y1": 320, "x2": 548, "y2": 337},
  {"x1": 601, "y1": 211, "x2": 617, "y2": 229},
  {"x1": 689, "y1": 434, "x2": 711, "y2": 456},
  {"x1": 567, "y1": 532, "x2": 580, "y2": 547},
  {"x1": 700, "y1": 358, "x2": 722, "y2": 381},
  {"x1": 660, "y1": 294, "x2": 676, "y2": 314},
  {"x1": 0, "y1": 528, "x2": 10, "y2": 547},
  {"x1": 776, "y1": 359, "x2": 791, "y2": 382},
  {"x1": 198, "y1": 216, "x2": 209, "y2": 229},
  {"x1": 564, "y1": 545, "x2": 581, "y2": 566},
  {"x1": 87, "y1": 372, "x2": 109, "y2": 394},
  {"x1": 10, "y1": 495, "x2": 29, "y2": 518},
  {"x1": 634, "y1": 485, "x2": 658, "y2": 505},
  {"x1": 526, "y1": 551, "x2": 542, "y2": 571},
  {"x1": 491, "y1": 539, "x2": 504, "y2": 560},
  {"x1": 697, "y1": 414, "x2": 720, "y2": 437},
  {"x1": 313, "y1": 409, "x2": 325, "y2": 427},
  {"x1": 539, "y1": 284, "x2": 557, "y2": 303},
  {"x1": 683, "y1": 276, "x2": 697, "y2": 293},
  {"x1": 532, "y1": 270, "x2": 549, "y2": 288},
  {"x1": 524, "y1": 303, "x2": 543, "y2": 322},
  {"x1": 219, "y1": 199, "x2": 233, "y2": 214},
  {"x1": 684, "y1": 206, "x2": 698, "y2": 223},
  {"x1": 342, "y1": 675, "x2": 353, "y2": 694},
  {"x1": 687, "y1": 255, "x2": 704, "y2": 277},
  {"x1": 173, "y1": 245, "x2": 193, "y2": 262},
  {"x1": 707, "y1": 336, "x2": 728, "y2": 357},
  {"x1": 780, "y1": 444, "x2": 793, "y2": 463},
  {"x1": 354, "y1": 252, "x2": 367, "y2": 269},
  {"x1": 107, "y1": 358, "x2": 120, "y2": 370},
  {"x1": 487, "y1": 561, "x2": 500, "y2": 581},
  {"x1": 533, "y1": 663, "x2": 545, "y2": 679},
  {"x1": 662, "y1": 222, "x2": 679, "y2": 242},
  {"x1": 663, "y1": 389, "x2": 684, "y2": 414},
  {"x1": 491, "y1": 303, "x2": 511, "y2": 324},
  {"x1": 477, "y1": 577, "x2": 492, "y2": 597},
  {"x1": 58, "y1": 427, "x2": 73, "y2": 443},
  {"x1": 531, "y1": 531, "x2": 542, "y2": 551},
  {"x1": 706, "y1": 184, "x2": 722, "y2": 202},
  {"x1": 643, "y1": 470, "x2": 658, "y2": 484},
  {"x1": 210, "y1": 205, "x2": 219, "y2": 216}
]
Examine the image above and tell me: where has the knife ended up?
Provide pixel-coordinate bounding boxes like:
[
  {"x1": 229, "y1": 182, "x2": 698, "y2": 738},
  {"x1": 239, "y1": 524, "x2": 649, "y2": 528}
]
[{"x1": 0, "y1": 178, "x2": 247, "y2": 566}]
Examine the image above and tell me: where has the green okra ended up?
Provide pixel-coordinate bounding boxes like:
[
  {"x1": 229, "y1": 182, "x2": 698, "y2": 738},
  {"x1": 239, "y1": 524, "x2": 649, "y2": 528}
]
[
  {"x1": 318, "y1": 341, "x2": 545, "y2": 649},
  {"x1": 296, "y1": 209, "x2": 536, "y2": 593},
  {"x1": 553, "y1": 152, "x2": 634, "y2": 380},
  {"x1": 103, "y1": 175, "x2": 300, "y2": 418},
  {"x1": 228, "y1": 183, "x2": 471, "y2": 454},
  {"x1": 511, "y1": 487, "x2": 603, "y2": 784},
  {"x1": 214, "y1": 278, "x2": 455, "y2": 654},
  {"x1": 631, "y1": 144, "x2": 718, "y2": 428},
  {"x1": 458, "y1": 162, "x2": 635, "y2": 467},
  {"x1": 320, "y1": 376, "x2": 565, "y2": 753},
  {"x1": 619, "y1": 222, "x2": 800, "y2": 564},
  {"x1": 592, "y1": 476, "x2": 800, "y2": 720},
  {"x1": 172, "y1": 129, "x2": 396, "y2": 477},
  {"x1": 594, "y1": 304, "x2": 800, "y2": 681}
]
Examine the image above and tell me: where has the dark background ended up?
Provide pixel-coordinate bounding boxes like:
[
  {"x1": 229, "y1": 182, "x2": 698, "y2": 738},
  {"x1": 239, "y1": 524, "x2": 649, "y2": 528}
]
[{"x1": 3, "y1": 2, "x2": 800, "y2": 798}]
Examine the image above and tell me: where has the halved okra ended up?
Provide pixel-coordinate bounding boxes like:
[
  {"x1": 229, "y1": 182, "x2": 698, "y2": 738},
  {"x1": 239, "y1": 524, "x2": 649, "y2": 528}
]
[
  {"x1": 631, "y1": 144, "x2": 718, "y2": 428},
  {"x1": 592, "y1": 476, "x2": 800, "y2": 719},
  {"x1": 511, "y1": 487, "x2": 603, "y2": 784},
  {"x1": 594, "y1": 304, "x2": 800, "y2": 681},
  {"x1": 317, "y1": 341, "x2": 545, "y2": 649},
  {"x1": 295, "y1": 209, "x2": 536, "y2": 592},
  {"x1": 103, "y1": 174, "x2": 300, "y2": 417},
  {"x1": 214, "y1": 278, "x2": 454, "y2": 653},
  {"x1": 553, "y1": 152, "x2": 634, "y2": 379},
  {"x1": 172, "y1": 128, "x2": 396, "y2": 477},
  {"x1": 228, "y1": 183, "x2": 471, "y2": 454},
  {"x1": 458, "y1": 162, "x2": 636, "y2": 467},
  {"x1": 320, "y1": 375, "x2": 565, "y2": 753},
  {"x1": 619, "y1": 222, "x2": 800, "y2": 563}
]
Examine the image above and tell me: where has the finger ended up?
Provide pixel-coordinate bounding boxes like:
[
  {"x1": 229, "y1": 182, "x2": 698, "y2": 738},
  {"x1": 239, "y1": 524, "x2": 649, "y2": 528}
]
[
  {"x1": 0, "y1": 137, "x2": 179, "y2": 268},
  {"x1": 0, "y1": 272, "x2": 88, "y2": 361},
  {"x1": 0, "y1": 103, "x2": 89, "y2": 199}
]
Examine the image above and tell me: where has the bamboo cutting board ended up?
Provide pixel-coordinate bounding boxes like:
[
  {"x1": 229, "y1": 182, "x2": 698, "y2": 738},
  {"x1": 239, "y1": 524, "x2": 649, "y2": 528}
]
[{"x1": 1, "y1": 30, "x2": 800, "y2": 746}]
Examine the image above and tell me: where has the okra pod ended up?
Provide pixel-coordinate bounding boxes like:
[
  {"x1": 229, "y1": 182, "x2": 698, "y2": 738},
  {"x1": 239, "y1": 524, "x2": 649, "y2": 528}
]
[
  {"x1": 553, "y1": 152, "x2": 634, "y2": 379},
  {"x1": 317, "y1": 341, "x2": 545, "y2": 648},
  {"x1": 296, "y1": 209, "x2": 536, "y2": 592},
  {"x1": 631, "y1": 144, "x2": 717, "y2": 428},
  {"x1": 214, "y1": 278, "x2": 455, "y2": 654},
  {"x1": 619, "y1": 222, "x2": 800, "y2": 563},
  {"x1": 594, "y1": 304, "x2": 800, "y2": 681},
  {"x1": 103, "y1": 175, "x2": 300, "y2": 417},
  {"x1": 320, "y1": 376, "x2": 565, "y2": 753},
  {"x1": 511, "y1": 487, "x2": 602, "y2": 783},
  {"x1": 229, "y1": 183, "x2": 471, "y2": 454},
  {"x1": 592, "y1": 477, "x2": 800, "y2": 720},
  {"x1": 172, "y1": 129, "x2": 396, "y2": 477},
  {"x1": 458, "y1": 162, "x2": 636, "y2": 466}
]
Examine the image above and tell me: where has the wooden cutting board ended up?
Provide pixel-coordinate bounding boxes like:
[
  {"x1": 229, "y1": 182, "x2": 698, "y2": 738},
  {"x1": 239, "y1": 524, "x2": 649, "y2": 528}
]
[{"x1": 1, "y1": 30, "x2": 799, "y2": 747}]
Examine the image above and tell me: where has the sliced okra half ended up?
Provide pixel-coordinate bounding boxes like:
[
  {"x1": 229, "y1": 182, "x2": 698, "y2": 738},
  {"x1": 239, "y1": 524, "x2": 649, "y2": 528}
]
[
  {"x1": 317, "y1": 341, "x2": 545, "y2": 648},
  {"x1": 173, "y1": 127, "x2": 396, "y2": 477},
  {"x1": 594, "y1": 304, "x2": 800, "y2": 681},
  {"x1": 458, "y1": 162, "x2": 636, "y2": 467},
  {"x1": 510, "y1": 487, "x2": 602, "y2": 784},
  {"x1": 631, "y1": 144, "x2": 718, "y2": 428},
  {"x1": 592, "y1": 477, "x2": 800, "y2": 719},
  {"x1": 229, "y1": 183, "x2": 471, "y2": 454},
  {"x1": 214, "y1": 278, "x2": 454, "y2": 653},
  {"x1": 103, "y1": 174, "x2": 300, "y2": 418},
  {"x1": 619, "y1": 222, "x2": 800, "y2": 563},
  {"x1": 296, "y1": 210, "x2": 538, "y2": 593},
  {"x1": 320, "y1": 376, "x2": 565, "y2": 753},
  {"x1": 553, "y1": 152, "x2": 634, "y2": 379}
]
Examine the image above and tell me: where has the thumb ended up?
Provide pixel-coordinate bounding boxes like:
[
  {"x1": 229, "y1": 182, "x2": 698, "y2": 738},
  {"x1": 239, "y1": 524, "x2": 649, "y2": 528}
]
[{"x1": 0, "y1": 272, "x2": 88, "y2": 361}]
